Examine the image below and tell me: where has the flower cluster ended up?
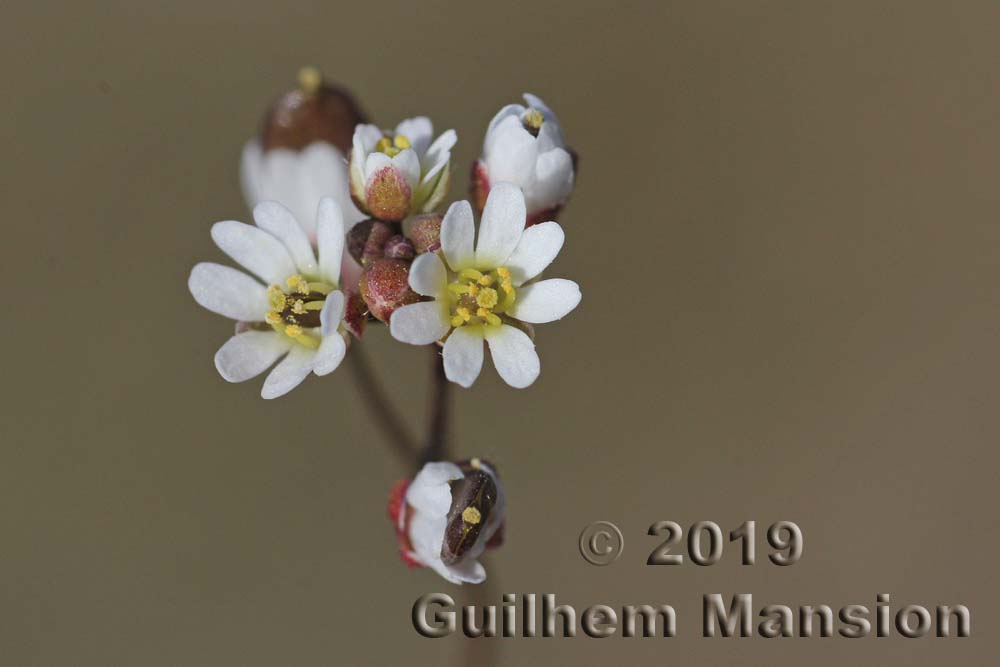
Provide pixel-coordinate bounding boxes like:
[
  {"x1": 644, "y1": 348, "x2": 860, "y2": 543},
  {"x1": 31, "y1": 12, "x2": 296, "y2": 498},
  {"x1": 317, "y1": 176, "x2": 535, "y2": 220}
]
[{"x1": 187, "y1": 69, "x2": 582, "y2": 583}]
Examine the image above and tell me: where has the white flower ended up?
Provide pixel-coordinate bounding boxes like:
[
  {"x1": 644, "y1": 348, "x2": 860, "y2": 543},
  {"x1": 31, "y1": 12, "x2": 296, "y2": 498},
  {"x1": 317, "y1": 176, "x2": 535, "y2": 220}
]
[
  {"x1": 398, "y1": 460, "x2": 505, "y2": 585},
  {"x1": 478, "y1": 93, "x2": 574, "y2": 217},
  {"x1": 241, "y1": 141, "x2": 367, "y2": 242},
  {"x1": 188, "y1": 199, "x2": 350, "y2": 399},
  {"x1": 349, "y1": 117, "x2": 456, "y2": 222},
  {"x1": 389, "y1": 183, "x2": 581, "y2": 388}
]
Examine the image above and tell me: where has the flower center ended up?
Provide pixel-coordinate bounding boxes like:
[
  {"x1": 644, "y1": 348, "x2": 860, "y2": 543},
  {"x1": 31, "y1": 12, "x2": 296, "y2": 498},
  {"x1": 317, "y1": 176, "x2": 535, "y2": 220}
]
[
  {"x1": 446, "y1": 267, "x2": 515, "y2": 328},
  {"x1": 264, "y1": 274, "x2": 335, "y2": 348},
  {"x1": 375, "y1": 133, "x2": 412, "y2": 157},
  {"x1": 520, "y1": 108, "x2": 544, "y2": 136}
]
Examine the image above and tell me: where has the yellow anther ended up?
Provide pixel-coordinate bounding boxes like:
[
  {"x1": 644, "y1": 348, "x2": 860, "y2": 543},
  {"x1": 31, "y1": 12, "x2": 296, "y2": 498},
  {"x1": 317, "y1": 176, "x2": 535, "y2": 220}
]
[
  {"x1": 393, "y1": 134, "x2": 411, "y2": 150},
  {"x1": 467, "y1": 283, "x2": 479, "y2": 297},
  {"x1": 476, "y1": 287, "x2": 498, "y2": 309},
  {"x1": 458, "y1": 268, "x2": 484, "y2": 282},
  {"x1": 522, "y1": 108, "x2": 544, "y2": 131},
  {"x1": 483, "y1": 312, "x2": 502, "y2": 327},
  {"x1": 451, "y1": 315, "x2": 466, "y2": 327},
  {"x1": 284, "y1": 324, "x2": 303, "y2": 337},
  {"x1": 462, "y1": 507, "x2": 482, "y2": 525},
  {"x1": 291, "y1": 300, "x2": 307, "y2": 314},
  {"x1": 297, "y1": 66, "x2": 322, "y2": 94},
  {"x1": 470, "y1": 457, "x2": 482, "y2": 469},
  {"x1": 267, "y1": 285, "x2": 287, "y2": 310},
  {"x1": 304, "y1": 300, "x2": 326, "y2": 311},
  {"x1": 265, "y1": 311, "x2": 283, "y2": 325},
  {"x1": 448, "y1": 282, "x2": 472, "y2": 295},
  {"x1": 478, "y1": 273, "x2": 495, "y2": 286},
  {"x1": 375, "y1": 137, "x2": 392, "y2": 153},
  {"x1": 308, "y1": 282, "x2": 335, "y2": 295},
  {"x1": 286, "y1": 274, "x2": 308, "y2": 292},
  {"x1": 456, "y1": 307, "x2": 472, "y2": 322},
  {"x1": 496, "y1": 267, "x2": 511, "y2": 279},
  {"x1": 476, "y1": 307, "x2": 490, "y2": 319}
]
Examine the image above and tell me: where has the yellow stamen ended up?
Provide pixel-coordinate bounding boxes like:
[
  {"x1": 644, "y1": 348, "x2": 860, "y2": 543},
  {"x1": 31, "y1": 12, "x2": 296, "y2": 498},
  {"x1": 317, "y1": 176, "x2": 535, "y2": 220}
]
[
  {"x1": 267, "y1": 285, "x2": 287, "y2": 310},
  {"x1": 522, "y1": 108, "x2": 544, "y2": 132},
  {"x1": 496, "y1": 267, "x2": 511, "y2": 279},
  {"x1": 375, "y1": 137, "x2": 392, "y2": 153},
  {"x1": 285, "y1": 324, "x2": 303, "y2": 337},
  {"x1": 291, "y1": 300, "x2": 307, "y2": 315},
  {"x1": 467, "y1": 283, "x2": 479, "y2": 297},
  {"x1": 458, "y1": 268, "x2": 484, "y2": 282},
  {"x1": 265, "y1": 311, "x2": 282, "y2": 325},
  {"x1": 304, "y1": 300, "x2": 325, "y2": 311},
  {"x1": 297, "y1": 66, "x2": 322, "y2": 94},
  {"x1": 478, "y1": 273, "x2": 495, "y2": 286},
  {"x1": 451, "y1": 315, "x2": 466, "y2": 327},
  {"x1": 448, "y1": 282, "x2": 472, "y2": 295},
  {"x1": 456, "y1": 307, "x2": 472, "y2": 322},
  {"x1": 462, "y1": 507, "x2": 482, "y2": 525},
  {"x1": 393, "y1": 134, "x2": 411, "y2": 150},
  {"x1": 475, "y1": 287, "x2": 498, "y2": 309}
]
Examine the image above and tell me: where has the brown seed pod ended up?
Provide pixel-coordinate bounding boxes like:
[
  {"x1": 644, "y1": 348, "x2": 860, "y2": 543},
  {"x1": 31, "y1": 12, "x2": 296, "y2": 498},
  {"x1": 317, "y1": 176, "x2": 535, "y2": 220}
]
[{"x1": 440, "y1": 464, "x2": 499, "y2": 565}]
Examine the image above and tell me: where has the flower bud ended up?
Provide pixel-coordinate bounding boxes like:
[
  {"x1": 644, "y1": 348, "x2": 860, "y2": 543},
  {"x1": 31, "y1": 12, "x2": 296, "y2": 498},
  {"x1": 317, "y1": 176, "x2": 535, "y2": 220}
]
[
  {"x1": 260, "y1": 66, "x2": 367, "y2": 153},
  {"x1": 383, "y1": 235, "x2": 415, "y2": 260},
  {"x1": 346, "y1": 219, "x2": 396, "y2": 267},
  {"x1": 405, "y1": 213, "x2": 443, "y2": 254},
  {"x1": 388, "y1": 458, "x2": 506, "y2": 584},
  {"x1": 359, "y1": 258, "x2": 420, "y2": 323}
]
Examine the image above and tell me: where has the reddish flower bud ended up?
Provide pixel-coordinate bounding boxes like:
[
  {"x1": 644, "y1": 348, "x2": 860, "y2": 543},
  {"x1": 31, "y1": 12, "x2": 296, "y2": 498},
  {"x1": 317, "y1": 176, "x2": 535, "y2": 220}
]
[
  {"x1": 405, "y1": 213, "x2": 443, "y2": 254},
  {"x1": 342, "y1": 291, "x2": 370, "y2": 340},
  {"x1": 469, "y1": 160, "x2": 490, "y2": 215},
  {"x1": 359, "y1": 258, "x2": 420, "y2": 323},
  {"x1": 383, "y1": 235, "x2": 415, "y2": 260},
  {"x1": 346, "y1": 219, "x2": 396, "y2": 267},
  {"x1": 260, "y1": 67, "x2": 367, "y2": 153},
  {"x1": 364, "y1": 166, "x2": 413, "y2": 222}
]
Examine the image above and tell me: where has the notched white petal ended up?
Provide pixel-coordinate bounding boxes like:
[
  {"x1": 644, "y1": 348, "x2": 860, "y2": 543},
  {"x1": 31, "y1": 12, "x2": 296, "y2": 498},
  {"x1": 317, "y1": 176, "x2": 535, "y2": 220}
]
[
  {"x1": 505, "y1": 221, "x2": 565, "y2": 286},
  {"x1": 389, "y1": 301, "x2": 450, "y2": 345},
  {"x1": 253, "y1": 201, "x2": 317, "y2": 275},
  {"x1": 260, "y1": 346, "x2": 315, "y2": 399},
  {"x1": 408, "y1": 252, "x2": 447, "y2": 298},
  {"x1": 485, "y1": 324, "x2": 540, "y2": 389},
  {"x1": 440, "y1": 200, "x2": 475, "y2": 271},
  {"x1": 214, "y1": 331, "x2": 290, "y2": 383},
  {"x1": 443, "y1": 326, "x2": 485, "y2": 388},
  {"x1": 475, "y1": 183, "x2": 526, "y2": 267},
  {"x1": 189, "y1": 262, "x2": 268, "y2": 321},
  {"x1": 210, "y1": 220, "x2": 297, "y2": 286},
  {"x1": 509, "y1": 278, "x2": 581, "y2": 324}
]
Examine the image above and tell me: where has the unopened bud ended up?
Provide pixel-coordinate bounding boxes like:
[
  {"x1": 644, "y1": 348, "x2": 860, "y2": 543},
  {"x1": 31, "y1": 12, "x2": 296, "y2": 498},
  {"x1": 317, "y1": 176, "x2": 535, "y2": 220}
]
[
  {"x1": 441, "y1": 459, "x2": 499, "y2": 565},
  {"x1": 406, "y1": 213, "x2": 443, "y2": 254},
  {"x1": 347, "y1": 220, "x2": 396, "y2": 267},
  {"x1": 359, "y1": 258, "x2": 420, "y2": 323},
  {"x1": 260, "y1": 67, "x2": 367, "y2": 153},
  {"x1": 384, "y1": 235, "x2": 415, "y2": 260}
]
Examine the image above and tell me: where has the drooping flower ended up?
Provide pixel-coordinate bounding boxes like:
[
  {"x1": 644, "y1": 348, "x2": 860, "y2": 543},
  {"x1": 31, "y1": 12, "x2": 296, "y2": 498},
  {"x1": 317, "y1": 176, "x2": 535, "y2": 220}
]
[
  {"x1": 472, "y1": 93, "x2": 575, "y2": 226},
  {"x1": 389, "y1": 183, "x2": 581, "y2": 388},
  {"x1": 188, "y1": 199, "x2": 350, "y2": 399},
  {"x1": 240, "y1": 68, "x2": 368, "y2": 243},
  {"x1": 389, "y1": 459, "x2": 506, "y2": 585},
  {"x1": 349, "y1": 118, "x2": 456, "y2": 222}
]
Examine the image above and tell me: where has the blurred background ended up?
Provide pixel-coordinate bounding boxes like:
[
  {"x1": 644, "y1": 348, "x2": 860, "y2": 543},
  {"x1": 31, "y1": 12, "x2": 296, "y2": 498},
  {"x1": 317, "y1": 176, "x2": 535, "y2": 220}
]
[{"x1": 2, "y1": 1, "x2": 998, "y2": 664}]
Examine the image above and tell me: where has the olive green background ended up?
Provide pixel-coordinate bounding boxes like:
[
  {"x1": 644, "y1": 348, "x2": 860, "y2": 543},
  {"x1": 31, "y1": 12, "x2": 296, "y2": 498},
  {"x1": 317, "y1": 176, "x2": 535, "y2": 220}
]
[{"x1": 2, "y1": 1, "x2": 998, "y2": 664}]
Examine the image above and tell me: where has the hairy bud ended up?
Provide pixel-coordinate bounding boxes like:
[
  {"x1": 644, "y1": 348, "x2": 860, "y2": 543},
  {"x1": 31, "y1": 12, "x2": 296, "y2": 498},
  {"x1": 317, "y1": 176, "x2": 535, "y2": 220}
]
[
  {"x1": 405, "y1": 213, "x2": 443, "y2": 254},
  {"x1": 359, "y1": 258, "x2": 420, "y2": 323},
  {"x1": 384, "y1": 235, "x2": 415, "y2": 260},
  {"x1": 346, "y1": 220, "x2": 396, "y2": 267}
]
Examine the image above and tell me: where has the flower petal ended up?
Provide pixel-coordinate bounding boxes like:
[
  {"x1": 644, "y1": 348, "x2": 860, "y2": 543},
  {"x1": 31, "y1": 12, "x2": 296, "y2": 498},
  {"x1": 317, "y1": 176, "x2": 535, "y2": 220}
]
[
  {"x1": 313, "y1": 333, "x2": 347, "y2": 376},
  {"x1": 319, "y1": 290, "x2": 346, "y2": 336},
  {"x1": 486, "y1": 104, "x2": 525, "y2": 140},
  {"x1": 391, "y1": 148, "x2": 421, "y2": 190},
  {"x1": 389, "y1": 301, "x2": 450, "y2": 345},
  {"x1": 509, "y1": 278, "x2": 581, "y2": 324},
  {"x1": 475, "y1": 183, "x2": 526, "y2": 267},
  {"x1": 211, "y1": 220, "x2": 297, "y2": 286},
  {"x1": 189, "y1": 262, "x2": 268, "y2": 321},
  {"x1": 214, "y1": 331, "x2": 290, "y2": 383},
  {"x1": 485, "y1": 324, "x2": 540, "y2": 388},
  {"x1": 422, "y1": 129, "x2": 457, "y2": 183},
  {"x1": 440, "y1": 200, "x2": 475, "y2": 271},
  {"x1": 253, "y1": 201, "x2": 317, "y2": 275},
  {"x1": 260, "y1": 346, "x2": 315, "y2": 399},
  {"x1": 443, "y1": 326, "x2": 485, "y2": 388},
  {"x1": 504, "y1": 221, "x2": 565, "y2": 286},
  {"x1": 239, "y1": 140, "x2": 264, "y2": 208},
  {"x1": 408, "y1": 252, "x2": 447, "y2": 298},
  {"x1": 484, "y1": 123, "x2": 538, "y2": 187},
  {"x1": 316, "y1": 197, "x2": 345, "y2": 285},
  {"x1": 407, "y1": 462, "x2": 464, "y2": 515},
  {"x1": 395, "y1": 117, "x2": 434, "y2": 157},
  {"x1": 526, "y1": 148, "x2": 574, "y2": 213}
]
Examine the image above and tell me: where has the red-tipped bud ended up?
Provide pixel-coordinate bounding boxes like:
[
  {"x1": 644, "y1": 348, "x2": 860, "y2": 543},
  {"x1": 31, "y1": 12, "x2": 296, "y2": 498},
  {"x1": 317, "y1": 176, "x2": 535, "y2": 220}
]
[
  {"x1": 346, "y1": 220, "x2": 396, "y2": 267},
  {"x1": 365, "y1": 166, "x2": 413, "y2": 222},
  {"x1": 359, "y1": 258, "x2": 420, "y2": 323},
  {"x1": 406, "y1": 213, "x2": 443, "y2": 254},
  {"x1": 260, "y1": 67, "x2": 367, "y2": 153},
  {"x1": 384, "y1": 235, "x2": 415, "y2": 260}
]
